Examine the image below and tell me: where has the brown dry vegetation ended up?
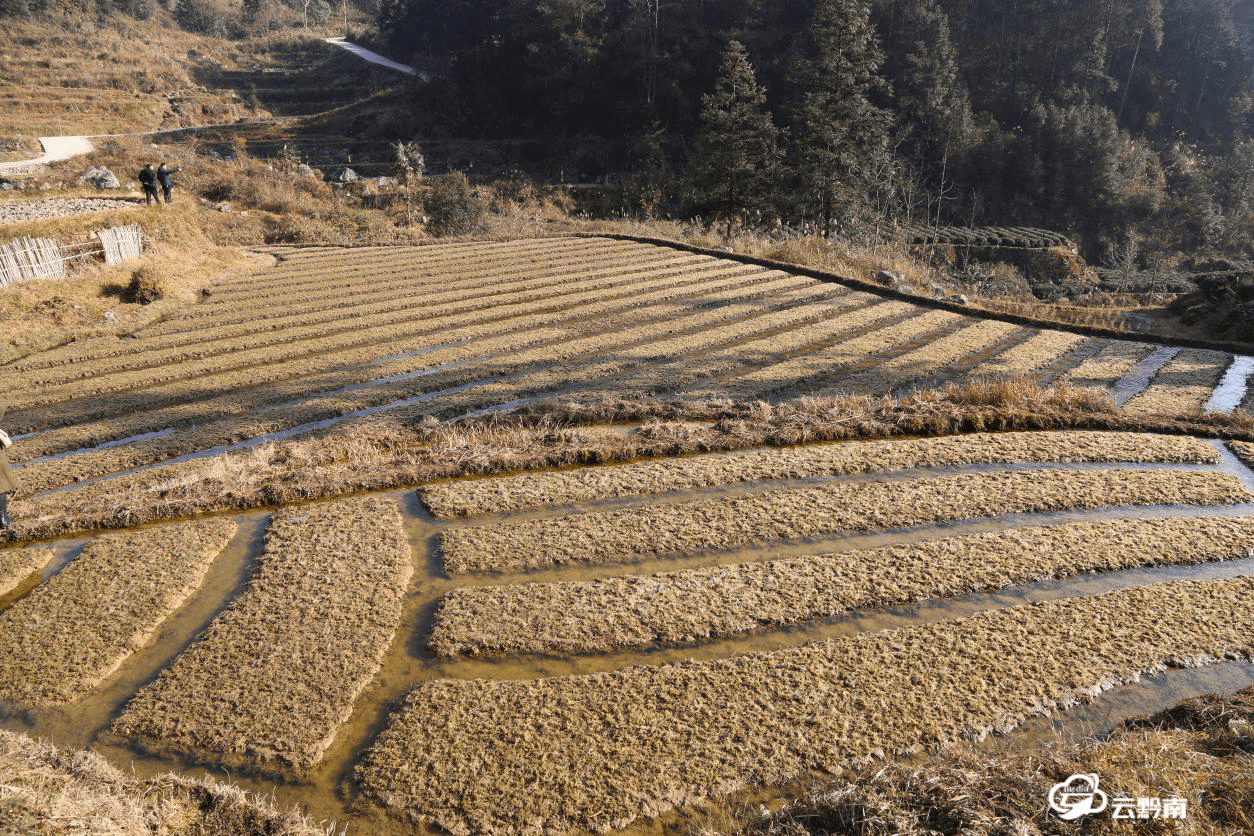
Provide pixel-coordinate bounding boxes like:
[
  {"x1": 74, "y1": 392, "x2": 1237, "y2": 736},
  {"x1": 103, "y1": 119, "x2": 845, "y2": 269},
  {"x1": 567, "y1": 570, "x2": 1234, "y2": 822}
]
[
  {"x1": 0, "y1": 729, "x2": 328, "y2": 836},
  {"x1": 0, "y1": 545, "x2": 52, "y2": 599},
  {"x1": 1230, "y1": 440, "x2": 1254, "y2": 468},
  {"x1": 112, "y1": 496, "x2": 411, "y2": 773},
  {"x1": 359, "y1": 577, "x2": 1254, "y2": 834},
  {"x1": 0, "y1": 519, "x2": 235, "y2": 705},
  {"x1": 725, "y1": 687, "x2": 1254, "y2": 835},
  {"x1": 438, "y1": 468, "x2": 1252, "y2": 574},
  {"x1": 420, "y1": 430, "x2": 1220, "y2": 518},
  {"x1": 1058, "y1": 339, "x2": 1155, "y2": 390},
  {"x1": 966, "y1": 327, "x2": 1087, "y2": 378},
  {"x1": 9, "y1": 382, "x2": 1254, "y2": 543},
  {"x1": 429, "y1": 515, "x2": 1254, "y2": 656}
]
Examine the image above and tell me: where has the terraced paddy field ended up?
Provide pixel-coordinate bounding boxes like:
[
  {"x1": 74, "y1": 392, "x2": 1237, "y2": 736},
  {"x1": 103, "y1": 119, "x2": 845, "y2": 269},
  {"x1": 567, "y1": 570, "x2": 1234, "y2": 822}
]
[{"x1": 5, "y1": 237, "x2": 1254, "y2": 833}]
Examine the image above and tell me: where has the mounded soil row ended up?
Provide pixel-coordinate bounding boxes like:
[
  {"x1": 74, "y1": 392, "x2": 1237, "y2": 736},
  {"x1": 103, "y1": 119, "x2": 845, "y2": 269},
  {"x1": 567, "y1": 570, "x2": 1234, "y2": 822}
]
[
  {"x1": 112, "y1": 497, "x2": 412, "y2": 773},
  {"x1": 976, "y1": 329, "x2": 1089, "y2": 378},
  {"x1": 16, "y1": 277, "x2": 845, "y2": 491},
  {"x1": 438, "y1": 468, "x2": 1253, "y2": 573},
  {"x1": 821, "y1": 319, "x2": 1025, "y2": 396},
  {"x1": 359, "y1": 576, "x2": 1254, "y2": 834},
  {"x1": 1123, "y1": 348, "x2": 1233, "y2": 415},
  {"x1": 0, "y1": 546, "x2": 52, "y2": 599},
  {"x1": 0, "y1": 519, "x2": 237, "y2": 706},
  {"x1": 430, "y1": 515, "x2": 1254, "y2": 655},
  {"x1": 682, "y1": 309, "x2": 965, "y2": 400},
  {"x1": 421, "y1": 431, "x2": 1222, "y2": 518},
  {"x1": 8, "y1": 246, "x2": 700, "y2": 384},
  {"x1": 12, "y1": 261, "x2": 793, "y2": 435},
  {"x1": 1059, "y1": 339, "x2": 1155, "y2": 389},
  {"x1": 12, "y1": 259, "x2": 777, "y2": 411}
]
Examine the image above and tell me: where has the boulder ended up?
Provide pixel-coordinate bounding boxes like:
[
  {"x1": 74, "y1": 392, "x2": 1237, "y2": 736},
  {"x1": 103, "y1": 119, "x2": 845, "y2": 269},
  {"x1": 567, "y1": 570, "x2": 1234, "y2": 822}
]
[
  {"x1": 78, "y1": 166, "x2": 121, "y2": 189},
  {"x1": 329, "y1": 167, "x2": 359, "y2": 183},
  {"x1": 946, "y1": 294, "x2": 969, "y2": 305},
  {"x1": 296, "y1": 164, "x2": 321, "y2": 179}
]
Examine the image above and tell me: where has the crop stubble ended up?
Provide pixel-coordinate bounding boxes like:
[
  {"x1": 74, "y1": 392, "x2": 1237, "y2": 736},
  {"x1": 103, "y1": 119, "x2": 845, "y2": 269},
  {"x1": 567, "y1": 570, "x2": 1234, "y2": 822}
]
[
  {"x1": 430, "y1": 515, "x2": 1254, "y2": 655},
  {"x1": 438, "y1": 468, "x2": 1252, "y2": 573},
  {"x1": 112, "y1": 497, "x2": 412, "y2": 772},
  {"x1": 421, "y1": 431, "x2": 1220, "y2": 517},
  {"x1": 360, "y1": 576, "x2": 1254, "y2": 834},
  {"x1": 0, "y1": 519, "x2": 236, "y2": 705},
  {"x1": 1123, "y1": 348, "x2": 1233, "y2": 415},
  {"x1": 0, "y1": 546, "x2": 53, "y2": 599}
]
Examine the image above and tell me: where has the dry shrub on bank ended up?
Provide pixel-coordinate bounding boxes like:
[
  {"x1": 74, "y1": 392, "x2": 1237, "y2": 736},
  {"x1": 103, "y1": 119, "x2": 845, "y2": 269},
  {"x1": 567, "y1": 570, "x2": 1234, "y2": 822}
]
[
  {"x1": 726, "y1": 688, "x2": 1254, "y2": 835},
  {"x1": 113, "y1": 497, "x2": 411, "y2": 773},
  {"x1": 430, "y1": 515, "x2": 1254, "y2": 656},
  {"x1": 0, "y1": 729, "x2": 330, "y2": 836},
  {"x1": 358, "y1": 577, "x2": 1254, "y2": 835},
  {"x1": 0, "y1": 519, "x2": 236, "y2": 705},
  {"x1": 0, "y1": 546, "x2": 52, "y2": 599},
  {"x1": 438, "y1": 468, "x2": 1251, "y2": 574},
  {"x1": 421, "y1": 430, "x2": 1219, "y2": 518}
]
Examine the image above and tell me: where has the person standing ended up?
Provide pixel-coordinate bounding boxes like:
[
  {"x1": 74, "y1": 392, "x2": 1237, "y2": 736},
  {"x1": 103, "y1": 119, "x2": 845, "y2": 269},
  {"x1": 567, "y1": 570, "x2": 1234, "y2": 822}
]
[
  {"x1": 157, "y1": 162, "x2": 180, "y2": 204},
  {"x1": 0, "y1": 402, "x2": 17, "y2": 532},
  {"x1": 139, "y1": 163, "x2": 160, "y2": 205}
]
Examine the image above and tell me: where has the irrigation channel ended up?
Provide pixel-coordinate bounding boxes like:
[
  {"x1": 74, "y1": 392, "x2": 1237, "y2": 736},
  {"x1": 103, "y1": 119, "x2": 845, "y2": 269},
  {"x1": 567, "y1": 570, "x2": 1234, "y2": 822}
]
[
  {"x1": 2, "y1": 434, "x2": 1254, "y2": 834},
  {"x1": 4, "y1": 241, "x2": 1254, "y2": 832}
]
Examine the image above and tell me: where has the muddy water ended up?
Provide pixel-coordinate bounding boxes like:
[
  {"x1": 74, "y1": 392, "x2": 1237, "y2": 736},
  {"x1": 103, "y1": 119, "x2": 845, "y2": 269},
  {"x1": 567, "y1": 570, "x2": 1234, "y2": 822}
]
[{"x1": 5, "y1": 448, "x2": 1254, "y2": 834}]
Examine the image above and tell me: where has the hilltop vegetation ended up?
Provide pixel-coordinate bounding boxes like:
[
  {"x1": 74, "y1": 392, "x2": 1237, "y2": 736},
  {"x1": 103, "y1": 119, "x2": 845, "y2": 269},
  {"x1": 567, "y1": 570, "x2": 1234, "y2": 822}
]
[{"x1": 377, "y1": 0, "x2": 1254, "y2": 268}]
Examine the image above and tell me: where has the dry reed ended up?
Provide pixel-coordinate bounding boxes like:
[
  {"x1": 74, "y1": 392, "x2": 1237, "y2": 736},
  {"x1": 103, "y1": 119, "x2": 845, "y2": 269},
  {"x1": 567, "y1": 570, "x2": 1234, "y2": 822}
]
[
  {"x1": 1124, "y1": 349, "x2": 1233, "y2": 415},
  {"x1": 0, "y1": 546, "x2": 53, "y2": 598}
]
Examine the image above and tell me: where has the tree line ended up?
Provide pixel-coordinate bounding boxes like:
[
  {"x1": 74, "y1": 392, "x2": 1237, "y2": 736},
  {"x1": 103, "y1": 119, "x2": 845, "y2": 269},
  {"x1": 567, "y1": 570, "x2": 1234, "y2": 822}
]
[{"x1": 376, "y1": 0, "x2": 1254, "y2": 260}]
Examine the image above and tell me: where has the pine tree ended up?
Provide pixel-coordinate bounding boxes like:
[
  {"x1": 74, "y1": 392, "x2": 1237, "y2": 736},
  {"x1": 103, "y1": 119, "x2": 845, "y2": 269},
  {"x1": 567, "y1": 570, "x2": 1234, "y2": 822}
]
[
  {"x1": 695, "y1": 39, "x2": 783, "y2": 236},
  {"x1": 790, "y1": 0, "x2": 893, "y2": 235}
]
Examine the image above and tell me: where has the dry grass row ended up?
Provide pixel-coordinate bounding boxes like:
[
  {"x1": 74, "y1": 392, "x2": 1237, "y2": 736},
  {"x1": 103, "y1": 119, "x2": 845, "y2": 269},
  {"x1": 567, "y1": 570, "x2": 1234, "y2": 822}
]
[
  {"x1": 12, "y1": 383, "x2": 1251, "y2": 543},
  {"x1": 731, "y1": 688, "x2": 1254, "y2": 835},
  {"x1": 430, "y1": 515, "x2": 1254, "y2": 655},
  {"x1": 973, "y1": 328, "x2": 1090, "y2": 378},
  {"x1": 683, "y1": 309, "x2": 965, "y2": 401},
  {"x1": 112, "y1": 497, "x2": 412, "y2": 773},
  {"x1": 818, "y1": 319, "x2": 1024, "y2": 396},
  {"x1": 15, "y1": 273, "x2": 839, "y2": 489},
  {"x1": 12, "y1": 259, "x2": 776, "y2": 410},
  {"x1": 9, "y1": 244, "x2": 691, "y2": 380},
  {"x1": 1059, "y1": 339, "x2": 1156, "y2": 389},
  {"x1": 421, "y1": 430, "x2": 1220, "y2": 517},
  {"x1": 8, "y1": 251, "x2": 718, "y2": 390},
  {"x1": 1124, "y1": 348, "x2": 1234, "y2": 415},
  {"x1": 0, "y1": 519, "x2": 236, "y2": 706},
  {"x1": 438, "y1": 468, "x2": 1252, "y2": 574},
  {"x1": 0, "y1": 546, "x2": 53, "y2": 599},
  {"x1": 358, "y1": 576, "x2": 1254, "y2": 834},
  {"x1": 583, "y1": 298, "x2": 909, "y2": 401},
  {"x1": 1231, "y1": 440, "x2": 1254, "y2": 469},
  {"x1": 13, "y1": 260, "x2": 785, "y2": 431},
  {"x1": 0, "y1": 729, "x2": 327, "y2": 836}
]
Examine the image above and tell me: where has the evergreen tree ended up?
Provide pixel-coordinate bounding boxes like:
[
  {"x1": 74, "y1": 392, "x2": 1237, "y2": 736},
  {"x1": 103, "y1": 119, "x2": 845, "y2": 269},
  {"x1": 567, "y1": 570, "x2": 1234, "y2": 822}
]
[
  {"x1": 695, "y1": 39, "x2": 783, "y2": 235},
  {"x1": 790, "y1": 0, "x2": 894, "y2": 235}
]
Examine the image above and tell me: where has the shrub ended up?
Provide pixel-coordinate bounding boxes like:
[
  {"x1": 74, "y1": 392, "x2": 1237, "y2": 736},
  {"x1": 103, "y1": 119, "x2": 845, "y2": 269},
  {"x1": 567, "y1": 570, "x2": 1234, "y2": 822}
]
[
  {"x1": 125, "y1": 265, "x2": 165, "y2": 304},
  {"x1": 426, "y1": 172, "x2": 487, "y2": 237}
]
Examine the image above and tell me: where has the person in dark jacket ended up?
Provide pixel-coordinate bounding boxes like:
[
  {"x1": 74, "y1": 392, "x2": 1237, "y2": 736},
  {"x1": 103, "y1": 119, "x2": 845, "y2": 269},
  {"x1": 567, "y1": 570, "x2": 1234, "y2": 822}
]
[
  {"x1": 0, "y1": 402, "x2": 17, "y2": 532},
  {"x1": 139, "y1": 163, "x2": 160, "y2": 205},
  {"x1": 157, "y1": 162, "x2": 180, "y2": 204}
]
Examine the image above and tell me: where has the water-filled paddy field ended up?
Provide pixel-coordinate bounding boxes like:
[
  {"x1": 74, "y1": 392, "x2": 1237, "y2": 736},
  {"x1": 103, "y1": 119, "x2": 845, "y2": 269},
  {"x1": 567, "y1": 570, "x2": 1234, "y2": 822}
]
[{"x1": 3, "y1": 239, "x2": 1254, "y2": 833}]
